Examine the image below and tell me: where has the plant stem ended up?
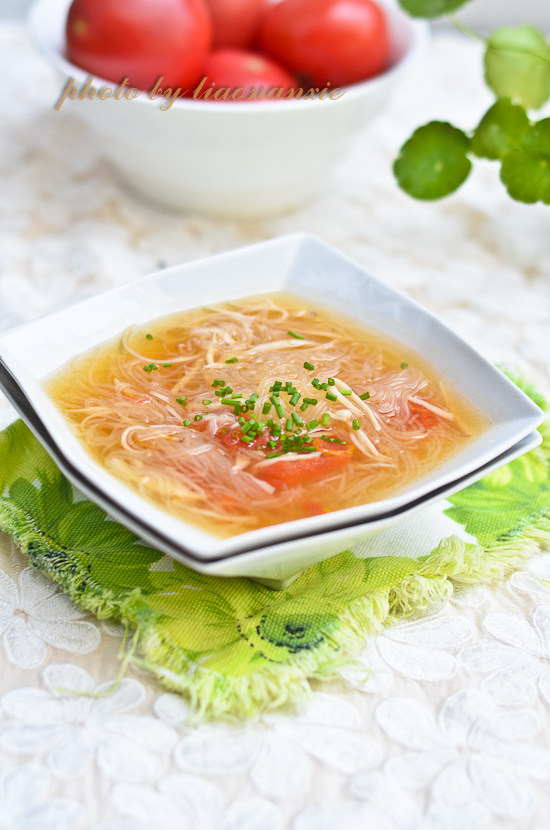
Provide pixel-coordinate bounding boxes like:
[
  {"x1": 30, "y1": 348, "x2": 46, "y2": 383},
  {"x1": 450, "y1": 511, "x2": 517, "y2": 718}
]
[{"x1": 448, "y1": 15, "x2": 486, "y2": 43}]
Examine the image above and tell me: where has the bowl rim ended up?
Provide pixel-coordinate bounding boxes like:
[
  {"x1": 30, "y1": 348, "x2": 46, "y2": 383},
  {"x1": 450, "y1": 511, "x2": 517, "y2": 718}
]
[
  {"x1": 0, "y1": 233, "x2": 544, "y2": 563},
  {"x1": 28, "y1": 0, "x2": 431, "y2": 114}
]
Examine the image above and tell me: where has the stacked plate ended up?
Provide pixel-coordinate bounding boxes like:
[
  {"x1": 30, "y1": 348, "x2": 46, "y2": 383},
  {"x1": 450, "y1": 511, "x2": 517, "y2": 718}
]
[{"x1": 0, "y1": 235, "x2": 543, "y2": 586}]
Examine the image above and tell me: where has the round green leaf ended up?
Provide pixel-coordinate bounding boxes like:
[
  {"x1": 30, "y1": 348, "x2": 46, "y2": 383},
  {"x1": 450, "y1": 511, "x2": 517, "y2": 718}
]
[
  {"x1": 393, "y1": 121, "x2": 472, "y2": 200},
  {"x1": 484, "y1": 26, "x2": 550, "y2": 110},
  {"x1": 398, "y1": 0, "x2": 471, "y2": 18},
  {"x1": 500, "y1": 118, "x2": 550, "y2": 204},
  {"x1": 471, "y1": 99, "x2": 530, "y2": 160}
]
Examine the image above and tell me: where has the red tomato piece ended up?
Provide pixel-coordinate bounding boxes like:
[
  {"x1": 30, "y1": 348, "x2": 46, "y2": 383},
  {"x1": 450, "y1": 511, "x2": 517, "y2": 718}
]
[
  {"x1": 410, "y1": 402, "x2": 439, "y2": 429},
  {"x1": 215, "y1": 424, "x2": 270, "y2": 452},
  {"x1": 198, "y1": 49, "x2": 297, "y2": 101},
  {"x1": 259, "y1": 0, "x2": 390, "y2": 88},
  {"x1": 66, "y1": 0, "x2": 212, "y2": 91},
  {"x1": 256, "y1": 441, "x2": 353, "y2": 490},
  {"x1": 203, "y1": 0, "x2": 267, "y2": 49}
]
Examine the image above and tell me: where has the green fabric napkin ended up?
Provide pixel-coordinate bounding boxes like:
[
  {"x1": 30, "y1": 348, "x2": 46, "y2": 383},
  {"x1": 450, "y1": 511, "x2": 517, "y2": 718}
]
[{"x1": 0, "y1": 380, "x2": 549, "y2": 720}]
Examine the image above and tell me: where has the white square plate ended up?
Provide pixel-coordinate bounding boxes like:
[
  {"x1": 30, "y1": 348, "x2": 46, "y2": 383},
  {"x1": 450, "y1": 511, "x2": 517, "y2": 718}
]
[{"x1": 0, "y1": 234, "x2": 543, "y2": 583}]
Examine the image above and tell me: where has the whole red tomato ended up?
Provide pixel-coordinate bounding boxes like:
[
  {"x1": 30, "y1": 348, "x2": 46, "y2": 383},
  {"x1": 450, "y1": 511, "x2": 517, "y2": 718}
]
[
  {"x1": 198, "y1": 49, "x2": 296, "y2": 101},
  {"x1": 66, "y1": 0, "x2": 212, "y2": 92},
  {"x1": 259, "y1": 0, "x2": 390, "y2": 88},
  {"x1": 204, "y1": 0, "x2": 266, "y2": 49}
]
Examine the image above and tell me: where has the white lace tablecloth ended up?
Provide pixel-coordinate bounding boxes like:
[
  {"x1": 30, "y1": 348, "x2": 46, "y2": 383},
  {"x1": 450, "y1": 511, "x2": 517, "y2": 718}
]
[{"x1": 1, "y1": 22, "x2": 550, "y2": 830}]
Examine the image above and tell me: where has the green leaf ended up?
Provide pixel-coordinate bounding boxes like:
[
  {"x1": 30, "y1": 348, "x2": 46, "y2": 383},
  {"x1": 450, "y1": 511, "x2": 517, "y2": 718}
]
[
  {"x1": 397, "y1": 0, "x2": 471, "y2": 19},
  {"x1": 484, "y1": 26, "x2": 550, "y2": 110},
  {"x1": 471, "y1": 99, "x2": 530, "y2": 160},
  {"x1": 500, "y1": 119, "x2": 550, "y2": 204},
  {"x1": 393, "y1": 122, "x2": 472, "y2": 200}
]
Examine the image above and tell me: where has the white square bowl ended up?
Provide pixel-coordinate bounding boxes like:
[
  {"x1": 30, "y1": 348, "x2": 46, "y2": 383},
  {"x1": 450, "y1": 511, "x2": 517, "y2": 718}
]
[{"x1": 0, "y1": 234, "x2": 543, "y2": 584}]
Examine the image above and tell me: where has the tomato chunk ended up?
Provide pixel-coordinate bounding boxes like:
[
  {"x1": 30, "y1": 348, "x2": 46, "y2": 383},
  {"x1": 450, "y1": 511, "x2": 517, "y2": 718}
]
[{"x1": 256, "y1": 441, "x2": 352, "y2": 489}]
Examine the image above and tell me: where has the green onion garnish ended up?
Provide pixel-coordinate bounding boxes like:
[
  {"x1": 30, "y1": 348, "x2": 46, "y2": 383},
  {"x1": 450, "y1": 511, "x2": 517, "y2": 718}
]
[
  {"x1": 215, "y1": 390, "x2": 225, "y2": 397},
  {"x1": 341, "y1": 389, "x2": 352, "y2": 396},
  {"x1": 238, "y1": 417, "x2": 246, "y2": 425},
  {"x1": 146, "y1": 334, "x2": 153, "y2": 340},
  {"x1": 249, "y1": 393, "x2": 259, "y2": 403},
  {"x1": 163, "y1": 363, "x2": 172, "y2": 368},
  {"x1": 176, "y1": 397, "x2": 187, "y2": 406},
  {"x1": 326, "y1": 391, "x2": 337, "y2": 402},
  {"x1": 266, "y1": 451, "x2": 281, "y2": 459},
  {"x1": 291, "y1": 412, "x2": 303, "y2": 426},
  {"x1": 288, "y1": 330, "x2": 304, "y2": 340},
  {"x1": 241, "y1": 435, "x2": 254, "y2": 444},
  {"x1": 322, "y1": 436, "x2": 347, "y2": 444},
  {"x1": 290, "y1": 392, "x2": 301, "y2": 406},
  {"x1": 321, "y1": 413, "x2": 330, "y2": 427},
  {"x1": 286, "y1": 419, "x2": 293, "y2": 432},
  {"x1": 328, "y1": 378, "x2": 335, "y2": 386},
  {"x1": 202, "y1": 399, "x2": 211, "y2": 406},
  {"x1": 225, "y1": 357, "x2": 239, "y2": 364},
  {"x1": 182, "y1": 419, "x2": 190, "y2": 426},
  {"x1": 275, "y1": 402, "x2": 284, "y2": 419},
  {"x1": 240, "y1": 422, "x2": 253, "y2": 435},
  {"x1": 303, "y1": 361, "x2": 314, "y2": 371},
  {"x1": 307, "y1": 419, "x2": 319, "y2": 431},
  {"x1": 212, "y1": 379, "x2": 224, "y2": 387},
  {"x1": 194, "y1": 414, "x2": 203, "y2": 422},
  {"x1": 262, "y1": 402, "x2": 272, "y2": 415},
  {"x1": 304, "y1": 398, "x2": 317, "y2": 405},
  {"x1": 231, "y1": 394, "x2": 243, "y2": 399},
  {"x1": 360, "y1": 392, "x2": 371, "y2": 400},
  {"x1": 300, "y1": 402, "x2": 309, "y2": 412},
  {"x1": 401, "y1": 362, "x2": 409, "y2": 369},
  {"x1": 352, "y1": 419, "x2": 361, "y2": 430}
]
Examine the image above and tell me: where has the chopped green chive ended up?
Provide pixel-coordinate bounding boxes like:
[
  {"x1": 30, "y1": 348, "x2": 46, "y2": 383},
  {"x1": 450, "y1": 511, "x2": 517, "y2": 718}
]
[
  {"x1": 212, "y1": 379, "x2": 224, "y2": 387},
  {"x1": 297, "y1": 445, "x2": 316, "y2": 453},
  {"x1": 401, "y1": 362, "x2": 409, "y2": 369},
  {"x1": 326, "y1": 391, "x2": 337, "y2": 402},
  {"x1": 321, "y1": 413, "x2": 330, "y2": 427},
  {"x1": 241, "y1": 435, "x2": 254, "y2": 444},
  {"x1": 238, "y1": 417, "x2": 246, "y2": 425},
  {"x1": 275, "y1": 402, "x2": 284, "y2": 419},
  {"x1": 328, "y1": 378, "x2": 335, "y2": 386},
  {"x1": 231, "y1": 394, "x2": 243, "y2": 399},
  {"x1": 340, "y1": 389, "x2": 352, "y2": 396},
  {"x1": 220, "y1": 398, "x2": 237, "y2": 406},
  {"x1": 322, "y1": 436, "x2": 347, "y2": 444},
  {"x1": 303, "y1": 361, "x2": 314, "y2": 371},
  {"x1": 285, "y1": 419, "x2": 293, "y2": 432},
  {"x1": 360, "y1": 392, "x2": 371, "y2": 400},
  {"x1": 240, "y1": 422, "x2": 253, "y2": 435},
  {"x1": 225, "y1": 357, "x2": 239, "y2": 364},
  {"x1": 288, "y1": 330, "x2": 305, "y2": 340},
  {"x1": 202, "y1": 399, "x2": 211, "y2": 405},
  {"x1": 163, "y1": 363, "x2": 172, "y2": 368},
  {"x1": 176, "y1": 397, "x2": 187, "y2": 406},
  {"x1": 194, "y1": 414, "x2": 203, "y2": 422},
  {"x1": 215, "y1": 390, "x2": 225, "y2": 397},
  {"x1": 146, "y1": 334, "x2": 153, "y2": 340},
  {"x1": 290, "y1": 392, "x2": 301, "y2": 406},
  {"x1": 304, "y1": 398, "x2": 318, "y2": 405},
  {"x1": 291, "y1": 412, "x2": 303, "y2": 426},
  {"x1": 266, "y1": 451, "x2": 281, "y2": 459},
  {"x1": 300, "y1": 402, "x2": 309, "y2": 412},
  {"x1": 307, "y1": 419, "x2": 319, "y2": 431},
  {"x1": 182, "y1": 419, "x2": 191, "y2": 426},
  {"x1": 262, "y1": 402, "x2": 272, "y2": 415},
  {"x1": 352, "y1": 419, "x2": 361, "y2": 430},
  {"x1": 249, "y1": 393, "x2": 259, "y2": 403}
]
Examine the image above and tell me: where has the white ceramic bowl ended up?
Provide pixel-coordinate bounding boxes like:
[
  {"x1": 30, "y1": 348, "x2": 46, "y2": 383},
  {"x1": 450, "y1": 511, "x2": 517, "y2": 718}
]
[
  {"x1": 28, "y1": 0, "x2": 428, "y2": 219},
  {"x1": 0, "y1": 234, "x2": 543, "y2": 586}
]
